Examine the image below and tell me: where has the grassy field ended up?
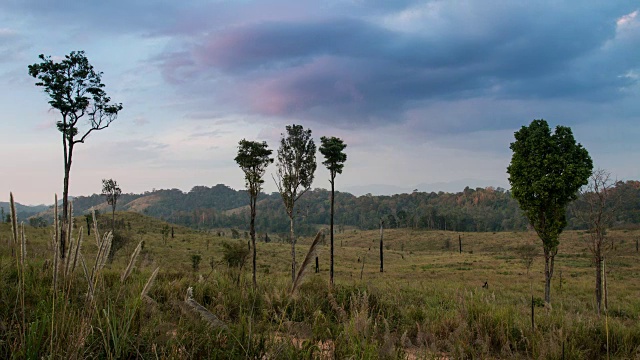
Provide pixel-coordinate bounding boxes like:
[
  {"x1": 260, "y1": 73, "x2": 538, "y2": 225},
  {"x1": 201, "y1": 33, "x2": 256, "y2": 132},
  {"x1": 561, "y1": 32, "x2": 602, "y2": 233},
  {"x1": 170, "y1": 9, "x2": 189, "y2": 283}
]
[{"x1": 1, "y1": 210, "x2": 639, "y2": 359}]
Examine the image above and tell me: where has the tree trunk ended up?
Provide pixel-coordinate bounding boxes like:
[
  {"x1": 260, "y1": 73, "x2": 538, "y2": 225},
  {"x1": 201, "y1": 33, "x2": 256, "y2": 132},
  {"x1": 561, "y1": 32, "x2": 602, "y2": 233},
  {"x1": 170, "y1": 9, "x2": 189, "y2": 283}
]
[
  {"x1": 380, "y1": 219, "x2": 384, "y2": 273},
  {"x1": 250, "y1": 195, "x2": 257, "y2": 289},
  {"x1": 290, "y1": 215, "x2": 296, "y2": 283},
  {"x1": 330, "y1": 178, "x2": 335, "y2": 286},
  {"x1": 112, "y1": 205, "x2": 115, "y2": 233},
  {"x1": 603, "y1": 257, "x2": 608, "y2": 311},
  {"x1": 595, "y1": 256, "x2": 602, "y2": 315},
  {"x1": 543, "y1": 247, "x2": 556, "y2": 305},
  {"x1": 60, "y1": 142, "x2": 73, "y2": 260}
]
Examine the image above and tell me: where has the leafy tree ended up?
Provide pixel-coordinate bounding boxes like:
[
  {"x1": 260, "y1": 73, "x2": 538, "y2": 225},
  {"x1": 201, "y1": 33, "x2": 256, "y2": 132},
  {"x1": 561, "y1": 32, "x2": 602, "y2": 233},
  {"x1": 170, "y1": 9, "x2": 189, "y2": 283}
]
[
  {"x1": 235, "y1": 139, "x2": 273, "y2": 288},
  {"x1": 28, "y1": 217, "x2": 48, "y2": 228},
  {"x1": 274, "y1": 124, "x2": 317, "y2": 283},
  {"x1": 507, "y1": 119, "x2": 592, "y2": 305},
  {"x1": 396, "y1": 210, "x2": 408, "y2": 228},
  {"x1": 319, "y1": 136, "x2": 347, "y2": 286},
  {"x1": 29, "y1": 51, "x2": 122, "y2": 258},
  {"x1": 386, "y1": 214, "x2": 398, "y2": 229},
  {"x1": 101, "y1": 178, "x2": 122, "y2": 233}
]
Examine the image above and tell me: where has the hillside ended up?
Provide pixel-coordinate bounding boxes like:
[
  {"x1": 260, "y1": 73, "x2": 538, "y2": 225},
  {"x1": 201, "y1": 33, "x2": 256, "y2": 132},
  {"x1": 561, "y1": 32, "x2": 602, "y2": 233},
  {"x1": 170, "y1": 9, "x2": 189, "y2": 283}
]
[
  {"x1": 0, "y1": 201, "x2": 48, "y2": 221},
  {"x1": 18, "y1": 180, "x2": 640, "y2": 236}
]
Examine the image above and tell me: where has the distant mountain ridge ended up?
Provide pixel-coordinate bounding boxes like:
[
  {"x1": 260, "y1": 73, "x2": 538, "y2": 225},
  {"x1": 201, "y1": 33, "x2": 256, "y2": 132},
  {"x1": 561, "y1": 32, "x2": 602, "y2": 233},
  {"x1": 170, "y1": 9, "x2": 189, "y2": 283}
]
[
  {"x1": 0, "y1": 201, "x2": 48, "y2": 220},
  {"x1": 6, "y1": 181, "x2": 640, "y2": 236}
]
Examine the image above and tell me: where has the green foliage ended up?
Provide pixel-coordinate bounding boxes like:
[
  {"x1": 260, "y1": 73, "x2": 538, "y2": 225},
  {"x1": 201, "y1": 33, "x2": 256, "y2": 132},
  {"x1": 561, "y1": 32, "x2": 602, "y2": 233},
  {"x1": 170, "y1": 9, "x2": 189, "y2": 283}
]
[
  {"x1": 319, "y1": 136, "x2": 347, "y2": 178},
  {"x1": 190, "y1": 254, "x2": 202, "y2": 272},
  {"x1": 532, "y1": 297, "x2": 545, "y2": 307},
  {"x1": 234, "y1": 140, "x2": 273, "y2": 198},
  {"x1": 101, "y1": 178, "x2": 122, "y2": 212},
  {"x1": 98, "y1": 300, "x2": 139, "y2": 358},
  {"x1": 221, "y1": 241, "x2": 249, "y2": 268},
  {"x1": 49, "y1": 179, "x2": 640, "y2": 236},
  {"x1": 28, "y1": 51, "x2": 123, "y2": 140},
  {"x1": 275, "y1": 124, "x2": 317, "y2": 216},
  {"x1": 507, "y1": 119, "x2": 593, "y2": 250},
  {"x1": 27, "y1": 217, "x2": 48, "y2": 228},
  {"x1": 160, "y1": 224, "x2": 170, "y2": 245}
]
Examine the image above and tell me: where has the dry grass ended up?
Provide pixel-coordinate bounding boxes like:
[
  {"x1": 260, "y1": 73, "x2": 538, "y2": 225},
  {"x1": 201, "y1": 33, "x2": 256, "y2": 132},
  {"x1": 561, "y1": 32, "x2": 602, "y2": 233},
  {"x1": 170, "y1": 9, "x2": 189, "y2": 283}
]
[{"x1": 1, "y1": 209, "x2": 640, "y2": 358}]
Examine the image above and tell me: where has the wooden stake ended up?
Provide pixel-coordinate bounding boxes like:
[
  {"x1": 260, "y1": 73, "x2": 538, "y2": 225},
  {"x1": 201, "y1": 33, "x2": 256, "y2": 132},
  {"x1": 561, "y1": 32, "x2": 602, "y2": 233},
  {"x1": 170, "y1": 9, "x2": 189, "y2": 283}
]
[
  {"x1": 531, "y1": 295, "x2": 535, "y2": 330},
  {"x1": 379, "y1": 218, "x2": 384, "y2": 273}
]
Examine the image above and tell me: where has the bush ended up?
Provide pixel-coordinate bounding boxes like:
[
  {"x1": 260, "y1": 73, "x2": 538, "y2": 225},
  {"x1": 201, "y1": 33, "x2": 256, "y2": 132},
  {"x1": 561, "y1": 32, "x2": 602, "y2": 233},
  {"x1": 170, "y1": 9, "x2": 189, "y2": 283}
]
[
  {"x1": 190, "y1": 254, "x2": 202, "y2": 272},
  {"x1": 222, "y1": 241, "x2": 249, "y2": 268}
]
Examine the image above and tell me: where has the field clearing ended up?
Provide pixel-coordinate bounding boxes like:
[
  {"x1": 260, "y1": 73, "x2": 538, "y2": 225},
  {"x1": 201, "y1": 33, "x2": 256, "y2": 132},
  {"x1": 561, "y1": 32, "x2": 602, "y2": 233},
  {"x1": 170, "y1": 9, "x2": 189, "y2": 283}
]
[{"x1": 1, "y1": 211, "x2": 639, "y2": 358}]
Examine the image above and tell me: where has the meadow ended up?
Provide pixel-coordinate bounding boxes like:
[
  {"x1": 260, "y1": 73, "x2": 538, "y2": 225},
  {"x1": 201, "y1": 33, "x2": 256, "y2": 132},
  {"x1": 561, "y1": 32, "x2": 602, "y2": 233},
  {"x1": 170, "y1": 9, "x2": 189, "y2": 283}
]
[{"x1": 1, "y1": 209, "x2": 639, "y2": 359}]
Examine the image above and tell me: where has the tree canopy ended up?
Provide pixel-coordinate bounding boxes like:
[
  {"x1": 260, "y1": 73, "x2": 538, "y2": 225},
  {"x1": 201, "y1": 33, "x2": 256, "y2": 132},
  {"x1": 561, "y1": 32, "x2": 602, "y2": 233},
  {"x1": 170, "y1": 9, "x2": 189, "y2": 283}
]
[
  {"x1": 275, "y1": 124, "x2": 317, "y2": 217},
  {"x1": 28, "y1": 51, "x2": 123, "y2": 145},
  {"x1": 102, "y1": 179, "x2": 122, "y2": 209},
  {"x1": 235, "y1": 140, "x2": 273, "y2": 197},
  {"x1": 319, "y1": 136, "x2": 347, "y2": 180},
  {"x1": 507, "y1": 119, "x2": 593, "y2": 249}
]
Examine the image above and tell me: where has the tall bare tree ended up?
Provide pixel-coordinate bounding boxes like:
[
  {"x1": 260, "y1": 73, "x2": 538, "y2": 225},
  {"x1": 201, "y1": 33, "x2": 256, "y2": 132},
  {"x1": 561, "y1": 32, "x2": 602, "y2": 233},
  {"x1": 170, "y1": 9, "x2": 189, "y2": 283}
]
[
  {"x1": 576, "y1": 169, "x2": 617, "y2": 315},
  {"x1": 274, "y1": 124, "x2": 317, "y2": 283},
  {"x1": 235, "y1": 139, "x2": 273, "y2": 288},
  {"x1": 320, "y1": 136, "x2": 347, "y2": 286},
  {"x1": 29, "y1": 51, "x2": 122, "y2": 258}
]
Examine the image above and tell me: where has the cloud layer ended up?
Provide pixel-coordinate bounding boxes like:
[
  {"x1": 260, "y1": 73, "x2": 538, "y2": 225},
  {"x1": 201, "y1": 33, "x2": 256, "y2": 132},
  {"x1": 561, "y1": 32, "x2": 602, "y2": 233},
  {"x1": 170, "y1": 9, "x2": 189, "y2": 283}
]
[{"x1": 1, "y1": 1, "x2": 639, "y2": 204}]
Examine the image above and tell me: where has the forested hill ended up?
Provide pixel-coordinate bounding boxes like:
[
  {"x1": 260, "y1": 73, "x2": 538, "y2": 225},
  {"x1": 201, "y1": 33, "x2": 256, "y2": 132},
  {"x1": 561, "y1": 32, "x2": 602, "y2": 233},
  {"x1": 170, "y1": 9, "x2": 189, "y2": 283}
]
[
  {"x1": 22, "y1": 180, "x2": 640, "y2": 236},
  {"x1": 0, "y1": 202, "x2": 48, "y2": 222}
]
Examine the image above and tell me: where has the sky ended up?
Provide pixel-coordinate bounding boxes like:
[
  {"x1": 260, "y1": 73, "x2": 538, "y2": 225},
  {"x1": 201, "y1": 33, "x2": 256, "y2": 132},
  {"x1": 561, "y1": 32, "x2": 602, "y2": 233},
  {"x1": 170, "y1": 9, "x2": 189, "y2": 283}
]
[{"x1": 1, "y1": 1, "x2": 639, "y2": 205}]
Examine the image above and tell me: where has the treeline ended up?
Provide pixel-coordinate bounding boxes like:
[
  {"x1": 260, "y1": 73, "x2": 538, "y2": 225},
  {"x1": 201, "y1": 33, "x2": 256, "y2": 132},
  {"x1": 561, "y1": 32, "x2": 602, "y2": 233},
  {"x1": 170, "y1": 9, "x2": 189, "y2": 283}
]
[
  {"x1": 27, "y1": 180, "x2": 640, "y2": 236},
  {"x1": 191, "y1": 186, "x2": 530, "y2": 235},
  {"x1": 158, "y1": 181, "x2": 640, "y2": 235}
]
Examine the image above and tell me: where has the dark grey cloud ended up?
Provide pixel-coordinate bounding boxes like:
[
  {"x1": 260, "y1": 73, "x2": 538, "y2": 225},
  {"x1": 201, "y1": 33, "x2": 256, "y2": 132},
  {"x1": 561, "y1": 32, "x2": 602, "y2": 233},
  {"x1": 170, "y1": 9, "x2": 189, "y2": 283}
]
[
  {"x1": 154, "y1": 1, "x2": 640, "y2": 130},
  {"x1": 5, "y1": 0, "x2": 638, "y2": 134},
  {"x1": 188, "y1": 129, "x2": 228, "y2": 139}
]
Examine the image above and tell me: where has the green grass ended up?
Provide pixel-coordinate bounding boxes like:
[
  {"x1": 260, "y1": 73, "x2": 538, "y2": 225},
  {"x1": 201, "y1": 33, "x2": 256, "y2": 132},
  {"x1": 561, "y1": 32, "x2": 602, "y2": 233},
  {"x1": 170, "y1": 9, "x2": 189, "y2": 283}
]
[{"x1": 1, "y1": 211, "x2": 640, "y2": 359}]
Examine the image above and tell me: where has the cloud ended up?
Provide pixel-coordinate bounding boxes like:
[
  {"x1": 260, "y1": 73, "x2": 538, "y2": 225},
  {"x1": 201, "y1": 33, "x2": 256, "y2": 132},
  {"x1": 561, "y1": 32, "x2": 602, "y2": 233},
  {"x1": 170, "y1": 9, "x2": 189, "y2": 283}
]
[
  {"x1": 0, "y1": 26, "x2": 30, "y2": 64},
  {"x1": 152, "y1": 1, "x2": 640, "y2": 132},
  {"x1": 132, "y1": 117, "x2": 149, "y2": 126},
  {"x1": 5, "y1": 1, "x2": 638, "y2": 132},
  {"x1": 188, "y1": 129, "x2": 228, "y2": 139}
]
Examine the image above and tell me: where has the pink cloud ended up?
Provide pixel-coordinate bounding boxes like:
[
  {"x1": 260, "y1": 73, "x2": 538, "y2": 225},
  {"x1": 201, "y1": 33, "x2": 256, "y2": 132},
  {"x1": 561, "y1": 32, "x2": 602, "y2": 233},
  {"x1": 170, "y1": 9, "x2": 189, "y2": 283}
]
[{"x1": 244, "y1": 56, "x2": 365, "y2": 116}]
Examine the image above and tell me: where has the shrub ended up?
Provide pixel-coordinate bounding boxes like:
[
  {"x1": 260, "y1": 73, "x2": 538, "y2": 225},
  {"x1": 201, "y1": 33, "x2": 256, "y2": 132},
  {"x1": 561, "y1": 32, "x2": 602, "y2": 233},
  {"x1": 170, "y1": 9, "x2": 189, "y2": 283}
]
[{"x1": 222, "y1": 241, "x2": 249, "y2": 268}]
